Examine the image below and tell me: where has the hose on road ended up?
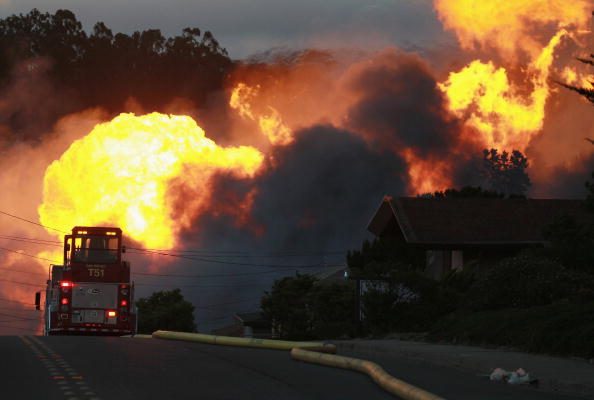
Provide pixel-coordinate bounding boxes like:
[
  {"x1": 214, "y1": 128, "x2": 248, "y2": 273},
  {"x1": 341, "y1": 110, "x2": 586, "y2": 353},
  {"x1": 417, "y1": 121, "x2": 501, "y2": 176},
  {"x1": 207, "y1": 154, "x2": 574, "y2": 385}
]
[{"x1": 151, "y1": 330, "x2": 446, "y2": 400}]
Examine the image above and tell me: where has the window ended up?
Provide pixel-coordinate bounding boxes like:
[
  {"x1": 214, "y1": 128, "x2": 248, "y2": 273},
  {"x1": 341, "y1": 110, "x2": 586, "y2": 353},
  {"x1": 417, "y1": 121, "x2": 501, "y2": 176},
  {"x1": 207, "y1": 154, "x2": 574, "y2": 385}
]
[{"x1": 72, "y1": 235, "x2": 119, "y2": 263}]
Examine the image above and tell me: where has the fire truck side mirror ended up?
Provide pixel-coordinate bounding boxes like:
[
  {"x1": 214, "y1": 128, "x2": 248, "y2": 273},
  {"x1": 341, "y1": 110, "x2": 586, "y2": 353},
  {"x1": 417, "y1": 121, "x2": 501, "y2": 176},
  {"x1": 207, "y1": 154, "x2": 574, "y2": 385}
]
[
  {"x1": 122, "y1": 245, "x2": 126, "y2": 254},
  {"x1": 34, "y1": 291, "x2": 41, "y2": 311}
]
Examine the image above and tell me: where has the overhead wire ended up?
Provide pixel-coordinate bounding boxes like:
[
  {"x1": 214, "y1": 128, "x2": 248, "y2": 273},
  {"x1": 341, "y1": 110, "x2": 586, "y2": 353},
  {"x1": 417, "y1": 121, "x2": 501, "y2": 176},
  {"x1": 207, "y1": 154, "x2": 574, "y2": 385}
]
[
  {"x1": 127, "y1": 248, "x2": 324, "y2": 269},
  {"x1": 0, "y1": 210, "x2": 346, "y2": 279},
  {"x1": 0, "y1": 296, "x2": 37, "y2": 306},
  {"x1": 0, "y1": 277, "x2": 45, "y2": 288},
  {"x1": 0, "y1": 209, "x2": 67, "y2": 233},
  {"x1": 0, "y1": 246, "x2": 60, "y2": 263},
  {"x1": 193, "y1": 296, "x2": 262, "y2": 309},
  {"x1": 0, "y1": 266, "x2": 47, "y2": 277},
  {"x1": 0, "y1": 234, "x2": 61, "y2": 246},
  {"x1": 0, "y1": 322, "x2": 40, "y2": 332},
  {"x1": 128, "y1": 247, "x2": 348, "y2": 258},
  {"x1": 0, "y1": 311, "x2": 40, "y2": 321},
  {"x1": 0, "y1": 232, "x2": 338, "y2": 270}
]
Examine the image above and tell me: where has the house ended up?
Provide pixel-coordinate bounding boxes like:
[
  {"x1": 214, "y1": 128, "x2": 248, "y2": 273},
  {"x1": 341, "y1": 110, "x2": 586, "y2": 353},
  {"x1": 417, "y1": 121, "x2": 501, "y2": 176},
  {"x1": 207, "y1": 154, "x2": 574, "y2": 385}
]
[
  {"x1": 212, "y1": 312, "x2": 272, "y2": 338},
  {"x1": 367, "y1": 196, "x2": 586, "y2": 278},
  {"x1": 312, "y1": 264, "x2": 349, "y2": 282}
]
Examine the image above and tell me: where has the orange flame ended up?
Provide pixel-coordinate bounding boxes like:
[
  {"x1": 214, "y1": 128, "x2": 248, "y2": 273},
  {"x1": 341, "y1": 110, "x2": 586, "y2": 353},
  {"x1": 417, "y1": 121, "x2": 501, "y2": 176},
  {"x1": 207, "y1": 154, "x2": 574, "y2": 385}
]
[
  {"x1": 230, "y1": 83, "x2": 293, "y2": 146},
  {"x1": 434, "y1": 0, "x2": 591, "y2": 152},
  {"x1": 433, "y1": 0, "x2": 590, "y2": 60},
  {"x1": 38, "y1": 112, "x2": 264, "y2": 248},
  {"x1": 439, "y1": 30, "x2": 566, "y2": 151},
  {"x1": 402, "y1": 149, "x2": 452, "y2": 195}
]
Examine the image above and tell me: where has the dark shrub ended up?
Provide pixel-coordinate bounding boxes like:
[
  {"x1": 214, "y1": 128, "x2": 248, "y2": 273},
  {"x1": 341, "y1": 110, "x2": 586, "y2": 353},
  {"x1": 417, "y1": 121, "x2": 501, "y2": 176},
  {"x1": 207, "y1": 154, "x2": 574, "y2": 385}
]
[
  {"x1": 310, "y1": 281, "x2": 356, "y2": 339},
  {"x1": 362, "y1": 270, "x2": 449, "y2": 333},
  {"x1": 467, "y1": 252, "x2": 594, "y2": 311}
]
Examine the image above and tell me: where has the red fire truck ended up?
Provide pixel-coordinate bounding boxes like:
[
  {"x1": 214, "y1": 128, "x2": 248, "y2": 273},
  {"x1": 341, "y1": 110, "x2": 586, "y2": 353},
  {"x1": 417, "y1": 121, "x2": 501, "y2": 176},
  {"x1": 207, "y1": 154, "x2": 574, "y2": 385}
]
[{"x1": 36, "y1": 226, "x2": 137, "y2": 335}]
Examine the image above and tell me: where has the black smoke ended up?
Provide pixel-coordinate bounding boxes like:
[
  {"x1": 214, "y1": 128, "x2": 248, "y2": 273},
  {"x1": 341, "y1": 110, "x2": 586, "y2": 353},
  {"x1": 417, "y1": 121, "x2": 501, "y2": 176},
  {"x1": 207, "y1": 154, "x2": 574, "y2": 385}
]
[
  {"x1": 193, "y1": 125, "x2": 407, "y2": 252},
  {"x1": 345, "y1": 51, "x2": 465, "y2": 158}
]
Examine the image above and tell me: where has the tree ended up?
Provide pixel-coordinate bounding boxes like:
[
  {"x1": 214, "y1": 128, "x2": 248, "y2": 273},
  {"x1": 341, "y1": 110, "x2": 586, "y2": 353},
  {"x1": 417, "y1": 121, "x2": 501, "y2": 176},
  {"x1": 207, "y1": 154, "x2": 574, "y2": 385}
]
[
  {"x1": 558, "y1": 53, "x2": 594, "y2": 105},
  {"x1": 424, "y1": 185, "x2": 504, "y2": 199},
  {"x1": 481, "y1": 148, "x2": 531, "y2": 197},
  {"x1": 0, "y1": 9, "x2": 233, "y2": 141},
  {"x1": 136, "y1": 289, "x2": 196, "y2": 334},
  {"x1": 261, "y1": 274, "x2": 316, "y2": 339},
  {"x1": 261, "y1": 274, "x2": 355, "y2": 339}
]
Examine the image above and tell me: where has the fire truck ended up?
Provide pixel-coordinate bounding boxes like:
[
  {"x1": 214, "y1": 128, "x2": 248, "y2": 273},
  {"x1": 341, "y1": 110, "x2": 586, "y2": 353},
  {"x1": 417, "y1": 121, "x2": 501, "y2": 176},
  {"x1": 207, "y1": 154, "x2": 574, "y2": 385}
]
[{"x1": 36, "y1": 226, "x2": 137, "y2": 335}]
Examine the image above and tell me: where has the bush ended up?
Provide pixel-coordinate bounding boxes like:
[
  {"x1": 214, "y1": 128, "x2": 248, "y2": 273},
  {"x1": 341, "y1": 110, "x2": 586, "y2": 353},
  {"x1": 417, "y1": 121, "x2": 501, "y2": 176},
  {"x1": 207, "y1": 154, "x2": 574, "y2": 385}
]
[
  {"x1": 428, "y1": 301, "x2": 594, "y2": 358},
  {"x1": 261, "y1": 274, "x2": 317, "y2": 340},
  {"x1": 136, "y1": 289, "x2": 196, "y2": 334},
  {"x1": 362, "y1": 270, "x2": 451, "y2": 334},
  {"x1": 310, "y1": 281, "x2": 356, "y2": 338},
  {"x1": 466, "y1": 252, "x2": 594, "y2": 311},
  {"x1": 261, "y1": 275, "x2": 355, "y2": 340}
]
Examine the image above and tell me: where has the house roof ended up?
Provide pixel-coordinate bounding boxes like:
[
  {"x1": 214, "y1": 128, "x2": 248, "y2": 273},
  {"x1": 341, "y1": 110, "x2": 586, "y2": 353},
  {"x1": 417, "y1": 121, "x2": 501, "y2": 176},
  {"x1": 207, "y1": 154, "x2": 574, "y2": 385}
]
[
  {"x1": 234, "y1": 312, "x2": 270, "y2": 328},
  {"x1": 367, "y1": 197, "x2": 587, "y2": 246},
  {"x1": 234, "y1": 312, "x2": 263, "y2": 323},
  {"x1": 312, "y1": 265, "x2": 348, "y2": 282}
]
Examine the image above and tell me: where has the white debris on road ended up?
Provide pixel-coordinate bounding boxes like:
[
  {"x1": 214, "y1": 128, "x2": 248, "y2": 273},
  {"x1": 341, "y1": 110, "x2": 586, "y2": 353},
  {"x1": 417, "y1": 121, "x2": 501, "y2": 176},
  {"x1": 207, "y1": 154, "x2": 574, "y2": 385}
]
[{"x1": 489, "y1": 367, "x2": 533, "y2": 384}]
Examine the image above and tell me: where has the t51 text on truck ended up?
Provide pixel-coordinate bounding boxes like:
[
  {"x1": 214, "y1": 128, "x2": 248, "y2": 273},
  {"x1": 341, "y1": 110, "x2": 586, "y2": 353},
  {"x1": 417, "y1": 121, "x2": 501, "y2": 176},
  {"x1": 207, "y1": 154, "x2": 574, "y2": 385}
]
[{"x1": 36, "y1": 226, "x2": 137, "y2": 335}]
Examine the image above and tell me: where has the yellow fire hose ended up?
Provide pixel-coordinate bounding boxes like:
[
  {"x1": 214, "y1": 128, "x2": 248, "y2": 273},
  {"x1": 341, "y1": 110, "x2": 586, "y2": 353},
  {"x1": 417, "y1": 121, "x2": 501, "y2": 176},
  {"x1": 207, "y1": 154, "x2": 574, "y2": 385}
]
[{"x1": 151, "y1": 330, "x2": 446, "y2": 400}]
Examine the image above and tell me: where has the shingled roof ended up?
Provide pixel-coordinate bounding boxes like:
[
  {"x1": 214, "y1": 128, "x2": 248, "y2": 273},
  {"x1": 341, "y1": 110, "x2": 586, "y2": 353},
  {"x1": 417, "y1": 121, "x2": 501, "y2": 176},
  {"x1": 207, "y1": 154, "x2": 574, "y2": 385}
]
[{"x1": 367, "y1": 197, "x2": 586, "y2": 246}]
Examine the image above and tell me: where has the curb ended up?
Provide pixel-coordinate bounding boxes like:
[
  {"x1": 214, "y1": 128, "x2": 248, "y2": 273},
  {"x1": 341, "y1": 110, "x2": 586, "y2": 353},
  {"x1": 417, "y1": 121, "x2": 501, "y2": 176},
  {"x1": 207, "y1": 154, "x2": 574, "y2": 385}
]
[
  {"x1": 152, "y1": 331, "x2": 447, "y2": 399},
  {"x1": 291, "y1": 347, "x2": 446, "y2": 400}
]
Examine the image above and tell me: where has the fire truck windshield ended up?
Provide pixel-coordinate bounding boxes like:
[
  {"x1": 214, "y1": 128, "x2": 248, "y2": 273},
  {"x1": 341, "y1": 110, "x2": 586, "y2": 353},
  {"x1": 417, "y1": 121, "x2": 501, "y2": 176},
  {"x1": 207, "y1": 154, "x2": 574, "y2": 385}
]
[{"x1": 72, "y1": 235, "x2": 119, "y2": 264}]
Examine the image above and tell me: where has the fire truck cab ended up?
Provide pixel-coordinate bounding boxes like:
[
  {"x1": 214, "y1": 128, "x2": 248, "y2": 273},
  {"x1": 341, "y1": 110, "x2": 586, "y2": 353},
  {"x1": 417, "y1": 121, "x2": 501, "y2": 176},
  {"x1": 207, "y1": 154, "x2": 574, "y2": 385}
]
[{"x1": 39, "y1": 226, "x2": 136, "y2": 335}]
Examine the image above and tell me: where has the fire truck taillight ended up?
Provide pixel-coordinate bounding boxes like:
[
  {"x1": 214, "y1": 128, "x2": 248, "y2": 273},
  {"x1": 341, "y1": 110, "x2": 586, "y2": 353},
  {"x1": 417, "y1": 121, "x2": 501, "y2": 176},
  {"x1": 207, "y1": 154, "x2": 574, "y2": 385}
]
[
  {"x1": 107, "y1": 311, "x2": 116, "y2": 317},
  {"x1": 120, "y1": 300, "x2": 127, "y2": 306},
  {"x1": 60, "y1": 281, "x2": 72, "y2": 288},
  {"x1": 61, "y1": 298, "x2": 69, "y2": 305}
]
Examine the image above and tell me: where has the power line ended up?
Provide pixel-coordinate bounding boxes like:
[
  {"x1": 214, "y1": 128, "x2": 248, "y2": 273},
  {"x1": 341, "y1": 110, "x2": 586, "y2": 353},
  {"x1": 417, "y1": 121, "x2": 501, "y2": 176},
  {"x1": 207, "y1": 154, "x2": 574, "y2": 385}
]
[
  {"x1": 0, "y1": 209, "x2": 67, "y2": 233},
  {"x1": 0, "y1": 277, "x2": 45, "y2": 288},
  {"x1": 194, "y1": 297, "x2": 261, "y2": 309},
  {"x1": 0, "y1": 236, "x2": 62, "y2": 249},
  {"x1": 0, "y1": 322, "x2": 40, "y2": 332},
  {"x1": 0, "y1": 311, "x2": 40, "y2": 321},
  {"x1": 0, "y1": 266, "x2": 47, "y2": 277},
  {"x1": 129, "y1": 248, "x2": 347, "y2": 258},
  {"x1": 0, "y1": 246, "x2": 60, "y2": 263},
  {"x1": 134, "y1": 281, "x2": 270, "y2": 288},
  {"x1": 132, "y1": 267, "x2": 298, "y2": 279},
  {"x1": 0, "y1": 305, "x2": 39, "y2": 313},
  {"x1": 0, "y1": 296, "x2": 37, "y2": 306},
  {"x1": 127, "y1": 249, "x2": 323, "y2": 269}
]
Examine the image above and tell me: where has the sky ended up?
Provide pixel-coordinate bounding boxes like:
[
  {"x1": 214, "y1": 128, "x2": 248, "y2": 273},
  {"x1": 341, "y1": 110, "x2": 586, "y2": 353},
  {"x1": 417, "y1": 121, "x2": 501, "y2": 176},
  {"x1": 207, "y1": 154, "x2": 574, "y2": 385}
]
[{"x1": 0, "y1": 0, "x2": 454, "y2": 59}]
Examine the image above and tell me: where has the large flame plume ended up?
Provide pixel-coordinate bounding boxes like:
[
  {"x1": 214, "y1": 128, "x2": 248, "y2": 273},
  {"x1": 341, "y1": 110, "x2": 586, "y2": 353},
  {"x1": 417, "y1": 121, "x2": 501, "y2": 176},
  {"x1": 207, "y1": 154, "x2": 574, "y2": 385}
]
[
  {"x1": 435, "y1": 0, "x2": 591, "y2": 152},
  {"x1": 38, "y1": 112, "x2": 264, "y2": 248}
]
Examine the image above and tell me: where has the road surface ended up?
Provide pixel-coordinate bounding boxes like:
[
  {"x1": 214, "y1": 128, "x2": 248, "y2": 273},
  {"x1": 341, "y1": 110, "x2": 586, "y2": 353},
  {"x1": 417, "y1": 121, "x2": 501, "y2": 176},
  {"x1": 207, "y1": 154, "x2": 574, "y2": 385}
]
[{"x1": 0, "y1": 335, "x2": 586, "y2": 399}]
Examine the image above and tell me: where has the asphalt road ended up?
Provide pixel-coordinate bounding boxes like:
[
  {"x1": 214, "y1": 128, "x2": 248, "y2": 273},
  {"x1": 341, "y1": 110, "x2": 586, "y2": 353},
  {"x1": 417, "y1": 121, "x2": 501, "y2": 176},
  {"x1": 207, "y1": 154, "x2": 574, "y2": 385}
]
[{"x1": 1, "y1": 335, "x2": 587, "y2": 400}]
